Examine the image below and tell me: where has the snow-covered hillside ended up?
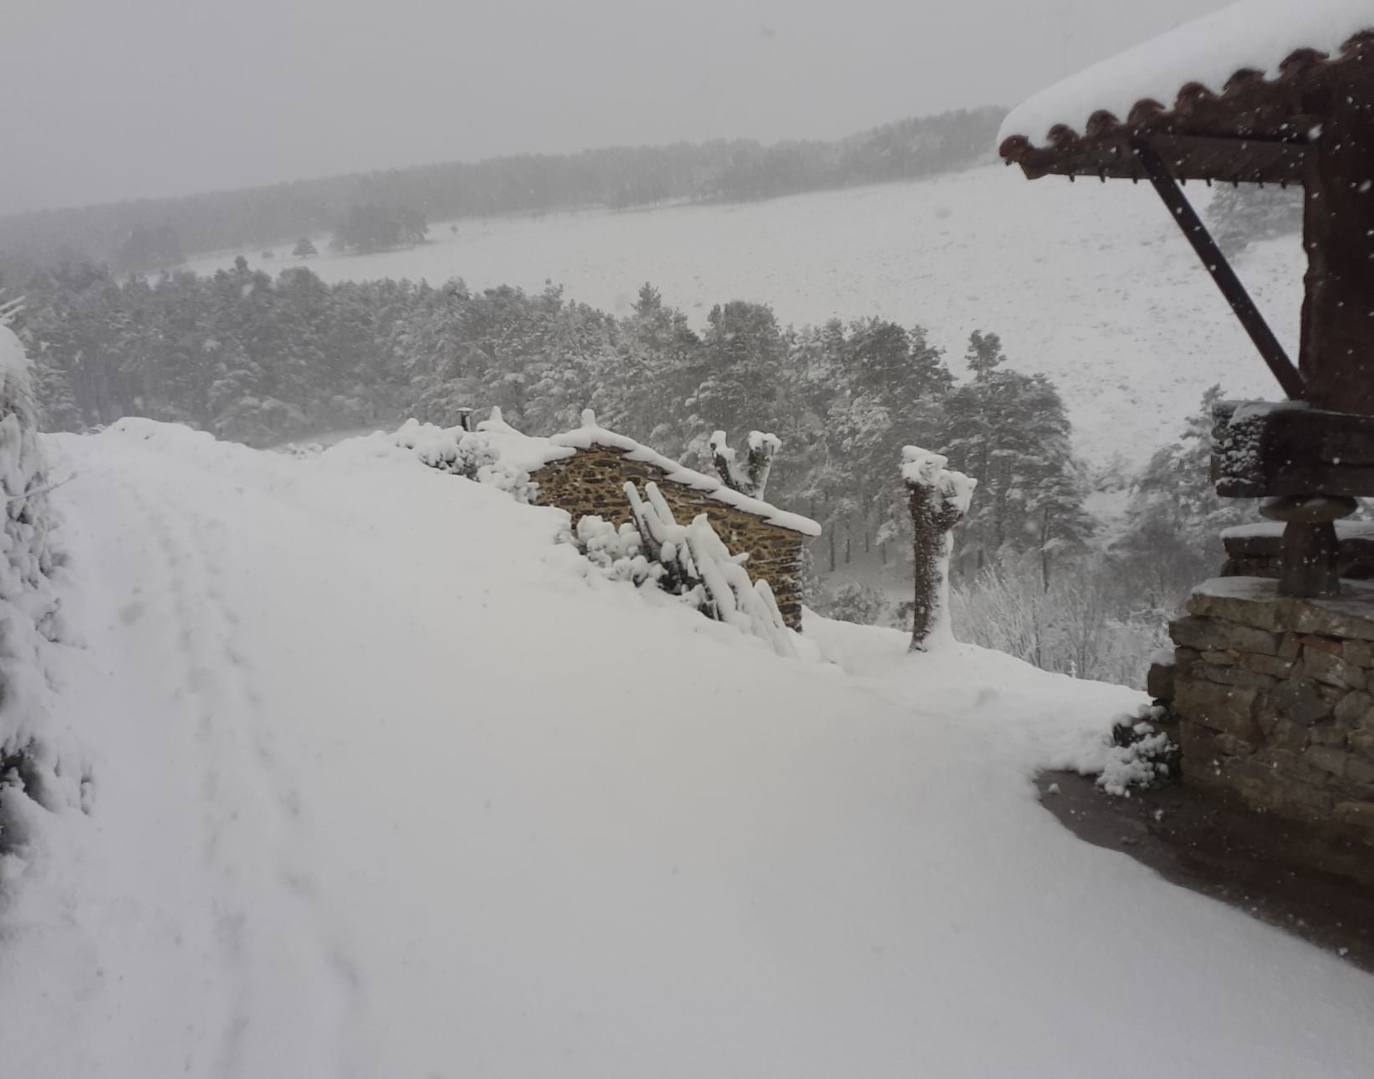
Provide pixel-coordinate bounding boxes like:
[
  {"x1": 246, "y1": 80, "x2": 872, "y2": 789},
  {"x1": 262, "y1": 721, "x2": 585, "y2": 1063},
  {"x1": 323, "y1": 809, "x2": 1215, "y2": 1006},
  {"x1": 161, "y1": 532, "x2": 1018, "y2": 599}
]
[
  {"x1": 2, "y1": 419, "x2": 1371, "y2": 1078},
  {"x1": 190, "y1": 166, "x2": 1300, "y2": 465}
]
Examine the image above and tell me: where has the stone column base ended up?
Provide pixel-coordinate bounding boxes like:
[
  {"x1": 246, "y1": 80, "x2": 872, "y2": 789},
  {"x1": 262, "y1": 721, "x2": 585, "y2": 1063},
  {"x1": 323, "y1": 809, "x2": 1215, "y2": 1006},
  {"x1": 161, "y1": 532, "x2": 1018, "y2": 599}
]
[{"x1": 1151, "y1": 577, "x2": 1374, "y2": 846}]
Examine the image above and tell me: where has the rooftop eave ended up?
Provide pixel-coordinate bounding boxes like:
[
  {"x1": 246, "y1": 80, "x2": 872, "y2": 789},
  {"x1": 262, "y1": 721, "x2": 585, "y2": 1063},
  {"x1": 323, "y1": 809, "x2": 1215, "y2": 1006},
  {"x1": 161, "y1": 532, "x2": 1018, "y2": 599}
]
[
  {"x1": 999, "y1": 25, "x2": 1374, "y2": 185},
  {"x1": 1000, "y1": 130, "x2": 1313, "y2": 185}
]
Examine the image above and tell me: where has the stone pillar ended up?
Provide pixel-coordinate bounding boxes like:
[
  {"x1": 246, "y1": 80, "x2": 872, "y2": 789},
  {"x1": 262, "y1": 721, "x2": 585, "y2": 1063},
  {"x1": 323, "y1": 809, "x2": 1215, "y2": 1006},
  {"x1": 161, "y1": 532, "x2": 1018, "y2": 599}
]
[
  {"x1": 1160, "y1": 576, "x2": 1374, "y2": 853},
  {"x1": 902, "y1": 447, "x2": 975, "y2": 651}
]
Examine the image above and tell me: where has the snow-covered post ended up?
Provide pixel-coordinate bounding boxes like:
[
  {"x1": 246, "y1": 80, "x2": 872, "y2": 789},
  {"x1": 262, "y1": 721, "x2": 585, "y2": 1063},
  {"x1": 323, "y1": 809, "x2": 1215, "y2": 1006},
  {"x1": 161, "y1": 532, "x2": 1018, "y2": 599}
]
[
  {"x1": 902, "y1": 446, "x2": 975, "y2": 652},
  {"x1": 709, "y1": 430, "x2": 780, "y2": 500}
]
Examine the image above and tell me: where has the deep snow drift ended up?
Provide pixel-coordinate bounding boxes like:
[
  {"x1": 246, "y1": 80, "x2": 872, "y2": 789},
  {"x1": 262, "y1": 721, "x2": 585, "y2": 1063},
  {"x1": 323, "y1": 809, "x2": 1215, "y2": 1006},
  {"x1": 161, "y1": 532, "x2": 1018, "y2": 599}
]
[{"x1": 1, "y1": 420, "x2": 1371, "y2": 1078}]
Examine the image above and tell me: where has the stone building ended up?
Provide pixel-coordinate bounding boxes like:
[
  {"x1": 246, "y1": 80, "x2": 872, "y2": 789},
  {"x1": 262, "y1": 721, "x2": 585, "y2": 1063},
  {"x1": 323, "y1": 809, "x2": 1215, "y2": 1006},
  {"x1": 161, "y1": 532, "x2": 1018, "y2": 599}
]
[{"x1": 483, "y1": 410, "x2": 820, "y2": 630}]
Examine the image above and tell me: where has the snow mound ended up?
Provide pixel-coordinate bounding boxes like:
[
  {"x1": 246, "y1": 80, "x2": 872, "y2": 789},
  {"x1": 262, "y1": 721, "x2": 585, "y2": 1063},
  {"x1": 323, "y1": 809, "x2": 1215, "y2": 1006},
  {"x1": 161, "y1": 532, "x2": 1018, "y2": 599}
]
[{"x1": 3, "y1": 419, "x2": 1372, "y2": 1077}]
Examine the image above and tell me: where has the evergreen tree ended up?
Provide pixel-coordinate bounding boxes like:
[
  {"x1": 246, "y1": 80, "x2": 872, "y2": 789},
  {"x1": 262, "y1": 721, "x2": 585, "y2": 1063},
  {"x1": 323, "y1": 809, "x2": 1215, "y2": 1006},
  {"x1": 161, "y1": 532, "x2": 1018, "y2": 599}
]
[
  {"x1": 1114, "y1": 385, "x2": 1253, "y2": 606},
  {"x1": 941, "y1": 331, "x2": 1090, "y2": 582},
  {"x1": 688, "y1": 301, "x2": 785, "y2": 436}
]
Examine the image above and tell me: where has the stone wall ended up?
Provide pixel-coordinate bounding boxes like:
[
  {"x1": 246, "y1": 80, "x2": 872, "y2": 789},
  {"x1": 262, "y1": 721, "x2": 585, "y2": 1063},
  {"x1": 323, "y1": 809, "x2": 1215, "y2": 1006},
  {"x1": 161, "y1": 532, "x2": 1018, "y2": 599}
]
[
  {"x1": 531, "y1": 446, "x2": 808, "y2": 629},
  {"x1": 1151, "y1": 577, "x2": 1374, "y2": 849}
]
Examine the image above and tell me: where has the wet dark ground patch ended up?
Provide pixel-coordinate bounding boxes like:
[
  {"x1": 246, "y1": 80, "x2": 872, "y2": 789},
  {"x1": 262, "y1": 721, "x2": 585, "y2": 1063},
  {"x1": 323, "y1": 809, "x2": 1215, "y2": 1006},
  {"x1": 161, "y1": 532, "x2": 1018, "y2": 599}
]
[{"x1": 1036, "y1": 771, "x2": 1374, "y2": 974}]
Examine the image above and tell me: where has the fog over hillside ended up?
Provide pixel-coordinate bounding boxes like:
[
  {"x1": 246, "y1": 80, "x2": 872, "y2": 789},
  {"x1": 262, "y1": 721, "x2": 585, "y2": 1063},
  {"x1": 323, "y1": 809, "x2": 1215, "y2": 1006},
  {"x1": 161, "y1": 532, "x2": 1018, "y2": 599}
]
[{"x1": 187, "y1": 164, "x2": 1299, "y2": 467}]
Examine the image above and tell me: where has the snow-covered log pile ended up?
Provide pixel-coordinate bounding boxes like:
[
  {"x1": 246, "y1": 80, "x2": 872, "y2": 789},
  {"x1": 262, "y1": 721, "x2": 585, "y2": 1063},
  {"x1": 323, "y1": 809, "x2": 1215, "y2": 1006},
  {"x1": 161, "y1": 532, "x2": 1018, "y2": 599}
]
[
  {"x1": 0, "y1": 325, "x2": 78, "y2": 864},
  {"x1": 625, "y1": 481, "x2": 796, "y2": 658},
  {"x1": 902, "y1": 446, "x2": 975, "y2": 651}
]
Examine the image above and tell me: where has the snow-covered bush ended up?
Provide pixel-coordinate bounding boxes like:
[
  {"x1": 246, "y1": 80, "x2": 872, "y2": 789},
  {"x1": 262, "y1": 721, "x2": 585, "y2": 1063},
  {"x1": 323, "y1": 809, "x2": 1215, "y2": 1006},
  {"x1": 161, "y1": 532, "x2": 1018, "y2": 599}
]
[
  {"x1": 0, "y1": 326, "x2": 79, "y2": 866},
  {"x1": 1096, "y1": 705, "x2": 1180, "y2": 797},
  {"x1": 569, "y1": 515, "x2": 663, "y2": 587},
  {"x1": 392, "y1": 419, "x2": 536, "y2": 503},
  {"x1": 819, "y1": 582, "x2": 889, "y2": 626},
  {"x1": 951, "y1": 551, "x2": 1168, "y2": 686}
]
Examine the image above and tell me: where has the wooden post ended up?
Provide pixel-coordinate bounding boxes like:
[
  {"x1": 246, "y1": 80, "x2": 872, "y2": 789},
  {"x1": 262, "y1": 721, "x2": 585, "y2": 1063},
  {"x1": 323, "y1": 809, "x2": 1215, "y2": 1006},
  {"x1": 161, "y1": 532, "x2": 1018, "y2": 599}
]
[
  {"x1": 1260, "y1": 494, "x2": 1357, "y2": 598},
  {"x1": 1299, "y1": 90, "x2": 1374, "y2": 414},
  {"x1": 1133, "y1": 138, "x2": 1304, "y2": 399}
]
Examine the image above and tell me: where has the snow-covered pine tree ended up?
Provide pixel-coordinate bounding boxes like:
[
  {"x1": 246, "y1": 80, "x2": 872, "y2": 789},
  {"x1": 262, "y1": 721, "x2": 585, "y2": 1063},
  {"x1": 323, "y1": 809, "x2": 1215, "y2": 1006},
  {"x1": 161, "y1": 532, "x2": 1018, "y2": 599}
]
[{"x1": 940, "y1": 331, "x2": 1089, "y2": 581}]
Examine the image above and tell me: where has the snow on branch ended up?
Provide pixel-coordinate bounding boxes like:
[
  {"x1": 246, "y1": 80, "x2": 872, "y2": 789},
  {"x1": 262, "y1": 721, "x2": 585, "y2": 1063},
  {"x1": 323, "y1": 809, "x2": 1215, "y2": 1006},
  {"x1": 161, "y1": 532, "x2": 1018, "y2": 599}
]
[{"x1": 0, "y1": 296, "x2": 23, "y2": 328}]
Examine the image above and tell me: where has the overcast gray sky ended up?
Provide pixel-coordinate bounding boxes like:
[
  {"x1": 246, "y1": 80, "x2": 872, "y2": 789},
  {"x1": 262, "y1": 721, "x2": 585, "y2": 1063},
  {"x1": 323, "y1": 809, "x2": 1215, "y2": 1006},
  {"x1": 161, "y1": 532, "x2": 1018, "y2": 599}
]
[{"x1": 3, "y1": 0, "x2": 1229, "y2": 214}]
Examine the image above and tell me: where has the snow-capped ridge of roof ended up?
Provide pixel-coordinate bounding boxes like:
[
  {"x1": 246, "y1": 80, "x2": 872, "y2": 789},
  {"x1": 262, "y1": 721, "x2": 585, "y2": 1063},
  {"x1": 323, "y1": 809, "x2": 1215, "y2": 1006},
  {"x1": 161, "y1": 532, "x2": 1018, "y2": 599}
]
[
  {"x1": 546, "y1": 409, "x2": 822, "y2": 536},
  {"x1": 999, "y1": 1, "x2": 1374, "y2": 163},
  {"x1": 472, "y1": 408, "x2": 575, "y2": 474}
]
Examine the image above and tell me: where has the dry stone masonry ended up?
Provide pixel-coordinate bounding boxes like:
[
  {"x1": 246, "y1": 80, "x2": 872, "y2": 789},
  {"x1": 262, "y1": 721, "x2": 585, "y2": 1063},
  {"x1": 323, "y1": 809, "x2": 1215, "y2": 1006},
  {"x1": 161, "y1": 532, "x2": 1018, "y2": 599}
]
[
  {"x1": 530, "y1": 435, "x2": 817, "y2": 631},
  {"x1": 1151, "y1": 576, "x2": 1374, "y2": 848}
]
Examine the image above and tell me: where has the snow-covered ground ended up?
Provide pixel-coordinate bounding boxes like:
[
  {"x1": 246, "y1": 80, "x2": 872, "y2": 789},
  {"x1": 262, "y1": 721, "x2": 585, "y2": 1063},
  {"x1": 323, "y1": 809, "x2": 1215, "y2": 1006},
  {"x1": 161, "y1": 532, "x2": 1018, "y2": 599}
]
[
  {"x1": 190, "y1": 165, "x2": 1299, "y2": 466},
  {"x1": 3, "y1": 419, "x2": 1371, "y2": 1078}
]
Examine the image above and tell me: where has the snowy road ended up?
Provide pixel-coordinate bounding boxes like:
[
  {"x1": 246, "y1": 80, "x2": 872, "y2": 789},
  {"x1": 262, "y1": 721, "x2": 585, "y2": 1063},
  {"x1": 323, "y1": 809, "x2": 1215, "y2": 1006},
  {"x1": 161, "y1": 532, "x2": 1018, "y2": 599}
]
[{"x1": 5, "y1": 421, "x2": 1373, "y2": 1078}]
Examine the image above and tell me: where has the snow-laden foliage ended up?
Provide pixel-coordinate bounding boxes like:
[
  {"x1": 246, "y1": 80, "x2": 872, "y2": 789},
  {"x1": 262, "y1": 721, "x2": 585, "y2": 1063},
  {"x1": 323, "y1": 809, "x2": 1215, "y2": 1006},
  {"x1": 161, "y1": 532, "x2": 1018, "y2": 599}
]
[
  {"x1": 0, "y1": 327, "x2": 78, "y2": 867},
  {"x1": 392, "y1": 419, "x2": 535, "y2": 502},
  {"x1": 1097, "y1": 704, "x2": 1180, "y2": 797},
  {"x1": 1206, "y1": 184, "x2": 1303, "y2": 256},
  {"x1": 569, "y1": 515, "x2": 663, "y2": 588},
  {"x1": 952, "y1": 552, "x2": 1169, "y2": 688},
  {"x1": 817, "y1": 582, "x2": 888, "y2": 626}
]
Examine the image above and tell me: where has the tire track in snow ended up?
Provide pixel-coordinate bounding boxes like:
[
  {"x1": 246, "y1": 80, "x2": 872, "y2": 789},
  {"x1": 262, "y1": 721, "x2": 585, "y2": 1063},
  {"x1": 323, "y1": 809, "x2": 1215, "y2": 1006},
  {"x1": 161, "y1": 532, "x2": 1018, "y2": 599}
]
[{"x1": 113, "y1": 470, "x2": 367, "y2": 1079}]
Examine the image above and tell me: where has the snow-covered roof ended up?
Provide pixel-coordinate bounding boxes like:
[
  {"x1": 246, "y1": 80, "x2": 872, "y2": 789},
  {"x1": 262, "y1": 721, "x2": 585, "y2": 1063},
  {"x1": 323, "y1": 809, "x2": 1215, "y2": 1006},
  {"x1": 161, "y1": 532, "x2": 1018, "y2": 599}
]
[
  {"x1": 485, "y1": 408, "x2": 821, "y2": 536},
  {"x1": 999, "y1": 1, "x2": 1374, "y2": 183},
  {"x1": 474, "y1": 407, "x2": 575, "y2": 474}
]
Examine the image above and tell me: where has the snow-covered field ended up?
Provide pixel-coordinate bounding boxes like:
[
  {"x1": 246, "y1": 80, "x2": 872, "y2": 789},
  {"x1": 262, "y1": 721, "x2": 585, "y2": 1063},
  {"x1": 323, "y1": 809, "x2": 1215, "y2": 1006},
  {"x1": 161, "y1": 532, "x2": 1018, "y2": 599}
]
[
  {"x1": 3, "y1": 418, "x2": 1372, "y2": 1078},
  {"x1": 190, "y1": 165, "x2": 1300, "y2": 465}
]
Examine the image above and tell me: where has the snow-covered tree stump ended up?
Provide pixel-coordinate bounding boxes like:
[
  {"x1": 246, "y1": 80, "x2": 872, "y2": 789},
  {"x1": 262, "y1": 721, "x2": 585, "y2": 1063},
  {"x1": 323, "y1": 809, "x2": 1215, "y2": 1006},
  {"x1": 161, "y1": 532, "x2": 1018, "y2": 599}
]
[
  {"x1": 903, "y1": 446, "x2": 975, "y2": 651},
  {"x1": 709, "y1": 430, "x2": 780, "y2": 500}
]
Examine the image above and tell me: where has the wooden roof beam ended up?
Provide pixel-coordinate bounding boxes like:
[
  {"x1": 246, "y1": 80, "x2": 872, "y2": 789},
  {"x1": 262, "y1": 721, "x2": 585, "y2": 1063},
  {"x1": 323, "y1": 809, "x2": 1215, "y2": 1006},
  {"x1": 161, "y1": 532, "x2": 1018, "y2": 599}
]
[{"x1": 1132, "y1": 136, "x2": 1305, "y2": 400}]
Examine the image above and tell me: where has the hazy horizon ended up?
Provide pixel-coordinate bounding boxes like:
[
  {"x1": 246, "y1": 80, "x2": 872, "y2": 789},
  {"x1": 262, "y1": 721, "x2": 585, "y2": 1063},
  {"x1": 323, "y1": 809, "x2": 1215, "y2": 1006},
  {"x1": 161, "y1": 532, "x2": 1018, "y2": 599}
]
[{"x1": 6, "y1": 0, "x2": 1232, "y2": 216}]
